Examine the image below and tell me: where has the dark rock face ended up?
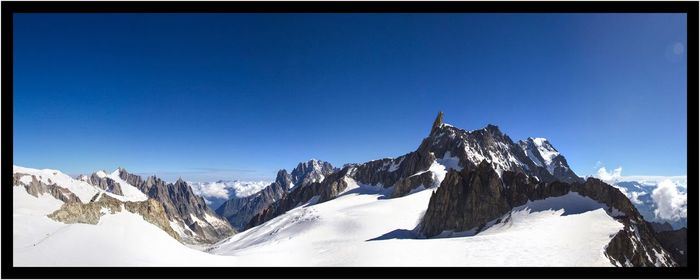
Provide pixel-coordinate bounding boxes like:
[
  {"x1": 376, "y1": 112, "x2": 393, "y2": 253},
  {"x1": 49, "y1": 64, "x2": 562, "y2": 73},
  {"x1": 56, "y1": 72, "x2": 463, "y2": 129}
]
[
  {"x1": 391, "y1": 170, "x2": 436, "y2": 198},
  {"x1": 215, "y1": 171, "x2": 288, "y2": 231},
  {"x1": 247, "y1": 167, "x2": 351, "y2": 229},
  {"x1": 653, "y1": 228, "x2": 687, "y2": 266},
  {"x1": 13, "y1": 173, "x2": 81, "y2": 203},
  {"x1": 419, "y1": 162, "x2": 676, "y2": 267},
  {"x1": 117, "y1": 169, "x2": 234, "y2": 243},
  {"x1": 421, "y1": 161, "x2": 511, "y2": 237},
  {"x1": 82, "y1": 173, "x2": 124, "y2": 196},
  {"x1": 217, "y1": 161, "x2": 335, "y2": 231}
]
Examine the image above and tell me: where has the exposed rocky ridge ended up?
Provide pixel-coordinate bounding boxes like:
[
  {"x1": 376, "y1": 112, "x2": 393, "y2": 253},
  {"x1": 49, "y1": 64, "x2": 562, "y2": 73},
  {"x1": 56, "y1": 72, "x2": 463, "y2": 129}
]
[
  {"x1": 47, "y1": 193, "x2": 180, "y2": 241},
  {"x1": 419, "y1": 161, "x2": 676, "y2": 267},
  {"x1": 290, "y1": 159, "x2": 335, "y2": 189},
  {"x1": 246, "y1": 166, "x2": 350, "y2": 229},
  {"x1": 247, "y1": 112, "x2": 584, "y2": 230},
  {"x1": 215, "y1": 171, "x2": 288, "y2": 231},
  {"x1": 346, "y1": 112, "x2": 581, "y2": 197},
  {"x1": 13, "y1": 173, "x2": 81, "y2": 203},
  {"x1": 217, "y1": 160, "x2": 336, "y2": 231},
  {"x1": 80, "y1": 172, "x2": 124, "y2": 196},
  {"x1": 652, "y1": 227, "x2": 687, "y2": 266},
  {"x1": 117, "y1": 169, "x2": 234, "y2": 243},
  {"x1": 517, "y1": 138, "x2": 580, "y2": 183}
]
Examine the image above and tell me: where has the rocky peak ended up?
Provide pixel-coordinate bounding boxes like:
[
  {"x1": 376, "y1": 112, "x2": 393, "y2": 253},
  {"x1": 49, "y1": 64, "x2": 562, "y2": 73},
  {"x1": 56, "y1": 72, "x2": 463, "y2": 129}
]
[
  {"x1": 115, "y1": 170, "x2": 234, "y2": 243},
  {"x1": 289, "y1": 159, "x2": 335, "y2": 188},
  {"x1": 430, "y1": 111, "x2": 444, "y2": 135},
  {"x1": 484, "y1": 124, "x2": 502, "y2": 135},
  {"x1": 274, "y1": 169, "x2": 293, "y2": 189},
  {"x1": 85, "y1": 172, "x2": 124, "y2": 196},
  {"x1": 118, "y1": 168, "x2": 146, "y2": 188}
]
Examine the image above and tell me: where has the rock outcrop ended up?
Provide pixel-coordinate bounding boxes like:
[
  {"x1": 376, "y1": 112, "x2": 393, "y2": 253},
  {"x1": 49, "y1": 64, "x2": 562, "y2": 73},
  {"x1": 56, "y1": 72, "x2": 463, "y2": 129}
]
[
  {"x1": 81, "y1": 173, "x2": 124, "y2": 196},
  {"x1": 117, "y1": 169, "x2": 234, "y2": 243},
  {"x1": 419, "y1": 161, "x2": 676, "y2": 267},
  {"x1": 47, "y1": 193, "x2": 180, "y2": 240},
  {"x1": 420, "y1": 160, "x2": 510, "y2": 236},
  {"x1": 246, "y1": 164, "x2": 346, "y2": 229},
  {"x1": 13, "y1": 173, "x2": 81, "y2": 203},
  {"x1": 215, "y1": 171, "x2": 288, "y2": 231},
  {"x1": 217, "y1": 160, "x2": 336, "y2": 231}
]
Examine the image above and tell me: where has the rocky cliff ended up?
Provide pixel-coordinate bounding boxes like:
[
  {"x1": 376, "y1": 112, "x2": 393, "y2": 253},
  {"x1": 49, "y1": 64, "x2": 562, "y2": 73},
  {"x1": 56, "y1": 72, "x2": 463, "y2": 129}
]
[
  {"x1": 117, "y1": 169, "x2": 234, "y2": 243},
  {"x1": 215, "y1": 170, "x2": 288, "y2": 231},
  {"x1": 47, "y1": 193, "x2": 180, "y2": 241},
  {"x1": 13, "y1": 173, "x2": 81, "y2": 203},
  {"x1": 419, "y1": 160, "x2": 676, "y2": 267}
]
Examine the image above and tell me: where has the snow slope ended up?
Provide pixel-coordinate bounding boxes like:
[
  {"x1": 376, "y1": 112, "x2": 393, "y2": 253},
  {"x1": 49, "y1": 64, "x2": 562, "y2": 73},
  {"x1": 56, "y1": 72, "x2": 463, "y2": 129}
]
[
  {"x1": 103, "y1": 169, "x2": 149, "y2": 202},
  {"x1": 14, "y1": 166, "x2": 100, "y2": 203},
  {"x1": 13, "y1": 187, "x2": 238, "y2": 266},
  {"x1": 13, "y1": 163, "x2": 623, "y2": 266},
  {"x1": 208, "y1": 187, "x2": 623, "y2": 266}
]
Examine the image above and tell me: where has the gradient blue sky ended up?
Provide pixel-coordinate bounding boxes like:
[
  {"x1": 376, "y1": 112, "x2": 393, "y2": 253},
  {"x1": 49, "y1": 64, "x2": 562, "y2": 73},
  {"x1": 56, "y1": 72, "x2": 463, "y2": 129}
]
[{"x1": 13, "y1": 13, "x2": 687, "y2": 181}]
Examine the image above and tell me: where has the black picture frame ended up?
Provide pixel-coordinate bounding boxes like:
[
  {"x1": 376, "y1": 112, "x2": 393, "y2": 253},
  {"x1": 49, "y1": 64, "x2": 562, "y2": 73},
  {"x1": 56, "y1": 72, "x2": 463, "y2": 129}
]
[{"x1": 1, "y1": 1, "x2": 697, "y2": 279}]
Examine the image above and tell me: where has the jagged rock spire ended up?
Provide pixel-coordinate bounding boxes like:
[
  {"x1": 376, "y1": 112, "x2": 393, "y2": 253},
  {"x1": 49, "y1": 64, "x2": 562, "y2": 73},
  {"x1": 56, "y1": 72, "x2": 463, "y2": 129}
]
[{"x1": 430, "y1": 111, "x2": 444, "y2": 135}]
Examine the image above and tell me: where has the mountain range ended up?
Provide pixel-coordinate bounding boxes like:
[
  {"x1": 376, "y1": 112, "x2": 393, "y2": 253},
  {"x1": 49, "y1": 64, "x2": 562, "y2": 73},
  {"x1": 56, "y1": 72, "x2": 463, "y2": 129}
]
[{"x1": 12, "y1": 112, "x2": 685, "y2": 267}]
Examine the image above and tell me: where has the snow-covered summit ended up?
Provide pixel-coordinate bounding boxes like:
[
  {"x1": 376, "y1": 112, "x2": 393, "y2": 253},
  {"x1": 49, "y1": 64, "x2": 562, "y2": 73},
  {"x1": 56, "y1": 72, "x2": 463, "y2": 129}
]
[{"x1": 289, "y1": 159, "x2": 335, "y2": 189}]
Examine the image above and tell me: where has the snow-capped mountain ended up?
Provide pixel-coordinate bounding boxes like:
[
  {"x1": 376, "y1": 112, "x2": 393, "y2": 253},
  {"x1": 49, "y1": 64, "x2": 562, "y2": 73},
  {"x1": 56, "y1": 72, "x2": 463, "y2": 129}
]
[
  {"x1": 215, "y1": 160, "x2": 335, "y2": 231},
  {"x1": 242, "y1": 112, "x2": 678, "y2": 266},
  {"x1": 518, "y1": 137, "x2": 580, "y2": 183},
  {"x1": 247, "y1": 112, "x2": 583, "y2": 229},
  {"x1": 289, "y1": 159, "x2": 336, "y2": 190},
  {"x1": 115, "y1": 168, "x2": 235, "y2": 243},
  {"x1": 12, "y1": 112, "x2": 684, "y2": 267},
  {"x1": 13, "y1": 166, "x2": 233, "y2": 245}
]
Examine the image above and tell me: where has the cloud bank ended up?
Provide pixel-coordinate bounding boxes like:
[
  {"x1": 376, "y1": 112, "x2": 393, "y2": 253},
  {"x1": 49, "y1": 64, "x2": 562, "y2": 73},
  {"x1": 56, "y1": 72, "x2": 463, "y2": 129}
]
[
  {"x1": 189, "y1": 180, "x2": 272, "y2": 201},
  {"x1": 592, "y1": 165, "x2": 687, "y2": 223},
  {"x1": 651, "y1": 179, "x2": 687, "y2": 221},
  {"x1": 596, "y1": 166, "x2": 623, "y2": 183}
]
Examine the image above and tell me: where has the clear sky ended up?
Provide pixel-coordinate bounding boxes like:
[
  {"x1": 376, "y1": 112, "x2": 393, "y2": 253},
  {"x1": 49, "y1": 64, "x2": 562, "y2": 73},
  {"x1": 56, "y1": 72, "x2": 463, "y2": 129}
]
[{"x1": 13, "y1": 13, "x2": 687, "y2": 181}]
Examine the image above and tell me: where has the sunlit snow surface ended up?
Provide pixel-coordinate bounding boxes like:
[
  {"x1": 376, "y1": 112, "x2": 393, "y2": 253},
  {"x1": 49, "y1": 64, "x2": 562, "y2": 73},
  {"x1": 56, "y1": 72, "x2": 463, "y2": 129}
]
[
  {"x1": 14, "y1": 168, "x2": 623, "y2": 266},
  {"x1": 13, "y1": 187, "x2": 239, "y2": 266},
  {"x1": 208, "y1": 188, "x2": 623, "y2": 266}
]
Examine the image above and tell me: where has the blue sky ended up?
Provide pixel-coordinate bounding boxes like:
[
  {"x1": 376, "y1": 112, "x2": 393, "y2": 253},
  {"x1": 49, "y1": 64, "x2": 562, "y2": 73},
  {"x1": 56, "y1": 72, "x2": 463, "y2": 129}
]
[{"x1": 13, "y1": 13, "x2": 687, "y2": 181}]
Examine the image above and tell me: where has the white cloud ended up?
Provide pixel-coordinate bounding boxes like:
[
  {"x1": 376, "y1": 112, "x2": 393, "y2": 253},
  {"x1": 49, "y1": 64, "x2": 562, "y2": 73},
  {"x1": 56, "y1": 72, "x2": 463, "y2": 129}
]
[
  {"x1": 593, "y1": 165, "x2": 687, "y2": 223},
  {"x1": 611, "y1": 184, "x2": 644, "y2": 205},
  {"x1": 189, "y1": 180, "x2": 272, "y2": 200},
  {"x1": 619, "y1": 175, "x2": 687, "y2": 189},
  {"x1": 595, "y1": 166, "x2": 622, "y2": 183},
  {"x1": 651, "y1": 179, "x2": 687, "y2": 221},
  {"x1": 190, "y1": 182, "x2": 231, "y2": 200}
]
